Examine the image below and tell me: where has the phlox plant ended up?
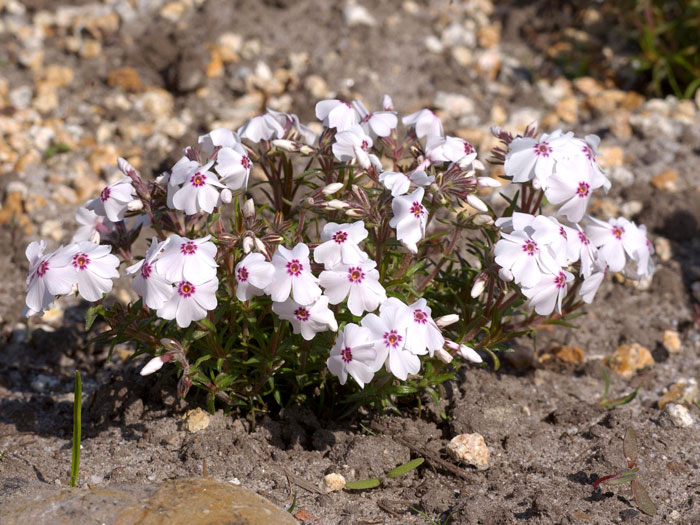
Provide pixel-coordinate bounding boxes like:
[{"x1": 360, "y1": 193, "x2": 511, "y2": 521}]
[{"x1": 23, "y1": 95, "x2": 655, "y2": 419}]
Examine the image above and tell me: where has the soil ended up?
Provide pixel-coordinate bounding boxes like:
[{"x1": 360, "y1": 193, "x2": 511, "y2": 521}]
[{"x1": 1, "y1": 1, "x2": 700, "y2": 524}]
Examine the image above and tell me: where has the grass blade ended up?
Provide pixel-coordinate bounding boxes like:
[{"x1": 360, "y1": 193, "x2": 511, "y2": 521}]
[
  {"x1": 69, "y1": 370, "x2": 82, "y2": 488},
  {"x1": 345, "y1": 478, "x2": 380, "y2": 490},
  {"x1": 387, "y1": 458, "x2": 424, "y2": 479}
]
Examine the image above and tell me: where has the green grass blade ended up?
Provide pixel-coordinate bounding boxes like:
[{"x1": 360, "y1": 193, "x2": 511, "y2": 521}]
[
  {"x1": 387, "y1": 458, "x2": 424, "y2": 479},
  {"x1": 70, "y1": 370, "x2": 82, "y2": 488},
  {"x1": 345, "y1": 478, "x2": 380, "y2": 490}
]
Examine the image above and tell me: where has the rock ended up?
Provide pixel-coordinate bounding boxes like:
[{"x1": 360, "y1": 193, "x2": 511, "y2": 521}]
[
  {"x1": 598, "y1": 146, "x2": 624, "y2": 170},
  {"x1": 424, "y1": 35, "x2": 444, "y2": 54},
  {"x1": 555, "y1": 96, "x2": 578, "y2": 123},
  {"x1": 551, "y1": 345, "x2": 584, "y2": 364},
  {"x1": 573, "y1": 76, "x2": 602, "y2": 96},
  {"x1": 88, "y1": 144, "x2": 119, "y2": 175},
  {"x1": 135, "y1": 89, "x2": 174, "y2": 118},
  {"x1": 451, "y1": 46, "x2": 473, "y2": 66},
  {"x1": 304, "y1": 75, "x2": 329, "y2": 99},
  {"x1": 608, "y1": 166, "x2": 634, "y2": 186},
  {"x1": 3, "y1": 478, "x2": 297, "y2": 525},
  {"x1": 320, "y1": 473, "x2": 346, "y2": 493},
  {"x1": 343, "y1": 1, "x2": 376, "y2": 27},
  {"x1": 604, "y1": 343, "x2": 653, "y2": 377},
  {"x1": 43, "y1": 65, "x2": 74, "y2": 88},
  {"x1": 159, "y1": 1, "x2": 187, "y2": 21},
  {"x1": 30, "y1": 374, "x2": 60, "y2": 393},
  {"x1": 620, "y1": 200, "x2": 643, "y2": 219},
  {"x1": 79, "y1": 39, "x2": 102, "y2": 59},
  {"x1": 10, "y1": 85, "x2": 33, "y2": 110},
  {"x1": 476, "y1": 49, "x2": 501, "y2": 79},
  {"x1": 447, "y1": 433, "x2": 489, "y2": 470},
  {"x1": 658, "y1": 378, "x2": 698, "y2": 409},
  {"x1": 217, "y1": 32, "x2": 243, "y2": 62},
  {"x1": 183, "y1": 407, "x2": 210, "y2": 433},
  {"x1": 650, "y1": 169, "x2": 678, "y2": 191},
  {"x1": 477, "y1": 24, "x2": 500, "y2": 49},
  {"x1": 654, "y1": 237, "x2": 672, "y2": 263},
  {"x1": 206, "y1": 48, "x2": 224, "y2": 79},
  {"x1": 663, "y1": 330, "x2": 681, "y2": 353},
  {"x1": 0, "y1": 192, "x2": 25, "y2": 224},
  {"x1": 40, "y1": 219, "x2": 64, "y2": 241},
  {"x1": 107, "y1": 67, "x2": 142, "y2": 92},
  {"x1": 661, "y1": 404, "x2": 695, "y2": 428},
  {"x1": 433, "y1": 92, "x2": 474, "y2": 118}
]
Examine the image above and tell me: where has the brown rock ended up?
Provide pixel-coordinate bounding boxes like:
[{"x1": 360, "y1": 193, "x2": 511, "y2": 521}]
[
  {"x1": 573, "y1": 76, "x2": 602, "y2": 96},
  {"x1": 604, "y1": 343, "x2": 653, "y2": 377},
  {"x1": 88, "y1": 144, "x2": 119, "y2": 175},
  {"x1": 663, "y1": 330, "x2": 681, "y2": 353},
  {"x1": 555, "y1": 96, "x2": 579, "y2": 124},
  {"x1": 79, "y1": 39, "x2": 102, "y2": 59},
  {"x1": 552, "y1": 345, "x2": 584, "y2": 364},
  {"x1": 585, "y1": 89, "x2": 625, "y2": 115},
  {"x1": 42, "y1": 65, "x2": 74, "y2": 88},
  {"x1": 650, "y1": 169, "x2": 678, "y2": 191},
  {"x1": 0, "y1": 192, "x2": 24, "y2": 223},
  {"x1": 107, "y1": 67, "x2": 143, "y2": 92},
  {"x1": 658, "y1": 379, "x2": 698, "y2": 409},
  {"x1": 477, "y1": 24, "x2": 501, "y2": 49},
  {"x1": 206, "y1": 48, "x2": 224, "y2": 79},
  {"x1": 598, "y1": 146, "x2": 624, "y2": 169},
  {"x1": 620, "y1": 91, "x2": 645, "y2": 110},
  {"x1": 447, "y1": 433, "x2": 489, "y2": 470},
  {"x1": 183, "y1": 408, "x2": 210, "y2": 433}
]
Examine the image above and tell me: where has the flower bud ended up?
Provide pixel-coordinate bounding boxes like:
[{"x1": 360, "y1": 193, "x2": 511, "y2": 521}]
[
  {"x1": 272, "y1": 139, "x2": 298, "y2": 152},
  {"x1": 472, "y1": 213, "x2": 493, "y2": 226},
  {"x1": 242, "y1": 236, "x2": 254, "y2": 253},
  {"x1": 127, "y1": 199, "x2": 144, "y2": 212},
  {"x1": 160, "y1": 338, "x2": 182, "y2": 352},
  {"x1": 498, "y1": 268, "x2": 513, "y2": 282},
  {"x1": 435, "y1": 348, "x2": 454, "y2": 364},
  {"x1": 345, "y1": 208, "x2": 362, "y2": 217},
  {"x1": 220, "y1": 188, "x2": 232, "y2": 204},
  {"x1": 242, "y1": 199, "x2": 255, "y2": 219},
  {"x1": 254, "y1": 237, "x2": 267, "y2": 253},
  {"x1": 382, "y1": 94, "x2": 394, "y2": 112},
  {"x1": 299, "y1": 145, "x2": 314, "y2": 155},
  {"x1": 140, "y1": 356, "x2": 165, "y2": 376},
  {"x1": 435, "y1": 314, "x2": 459, "y2": 328},
  {"x1": 457, "y1": 344, "x2": 482, "y2": 363},
  {"x1": 117, "y1": 157, "x2": 137, "y2": 177},
  {"x1": 466, "y1": 194, "x2": 488, "y2": 213},
  {"x1": 326, "y1": 199, "x2": 349, "y2": 209},
  {"x1": 322, "y1": 182, "x2": 344, "y2": 195},
  {"x1": 477, "y1": 177, "x2": 501, "y2": 188},
  {"x1": 470, "y1": 273, "x2": 487, "y2": 298}
]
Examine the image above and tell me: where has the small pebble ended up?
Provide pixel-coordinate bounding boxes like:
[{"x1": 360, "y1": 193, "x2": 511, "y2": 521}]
[
  {"x1": 604, "y1": 343, "x2": 653, "y2": 377},
  {"x1": 183, "y1": 408, "x2": 210, "y2": 433},
  {"x1": 661, "y1": 404, "x2": 695, "y2": 428},
  {"x1": 663, "y1": 330, "x2": 681, "y2": 354},
  {"x1": 320, "y1": 473, "x2": 346, "y2": 493},
  {"x1": 447, "y1": 433, "x2": 489, "y2": 470}
]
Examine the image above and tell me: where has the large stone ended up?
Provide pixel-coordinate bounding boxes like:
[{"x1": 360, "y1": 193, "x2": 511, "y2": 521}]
[
  {"x1": 3, "y1": 478, "x2": 297, "y2": 525},
  {"x1": 604, "y1": 343, "x2": 653, "y2": 377}
]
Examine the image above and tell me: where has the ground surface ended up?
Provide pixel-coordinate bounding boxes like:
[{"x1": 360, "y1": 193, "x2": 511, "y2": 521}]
[{"x1": 1, "y1": 0, "x2": 700, "y2": 523}]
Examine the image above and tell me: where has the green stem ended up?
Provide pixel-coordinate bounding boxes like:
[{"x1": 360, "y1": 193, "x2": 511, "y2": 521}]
[{"x1": 70, "y1": 370, "x2": 82, "y2": 488}]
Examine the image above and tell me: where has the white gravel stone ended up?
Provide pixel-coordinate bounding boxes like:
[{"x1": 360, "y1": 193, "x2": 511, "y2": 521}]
[
  {"x1": 343, "y1": 1, "x2": 376, "y2": 27},
  {"x1": 664, "y1": 404, "x2": 695, "y2": 428},
  {"x1": 447, "y1": 433, "x2": 489, "y2": 470},
  {"x1": 320, "y1": 473, "x2": 346, "y2": 493}
]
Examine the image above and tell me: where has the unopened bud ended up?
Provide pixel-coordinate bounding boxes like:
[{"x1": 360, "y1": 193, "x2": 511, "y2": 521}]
[
  {"x1": 382, "y1": 94, "x2": 394, "y2": 111},
  {"x1": 345, "y1": 208, "x2": 362, "y2": 217},
  {"x1": 498, "y1": 268, "x2": 513, "y2": 282},
  {"x1": 127, "y1": 199, "x2": 144, "y2": 212},
  {"x1": 326, "y1": 199, "x2": 349, "y2": 209},
  {"x1": 472, "y1": 213, "x2": 493, "y2": 226},
  {"x1": 435, "y1": 314, "x2": 459, "y2": 328},
  {"x1": 140, "y1": 356, "x2": 165, "y2": 376},
  {"x1": 470, "y1": 274, "x2": 487, "y2": 298},
  {"x1": 272, "y1": 139, "x2": 298, "y2": 152},
  {"x1": 220, "y1": 188, "x2": 232, "y2": 204},
  {"x1": 435, "y1": 348, "x2": 453, "y2": 364},
  {"x1": 254, "y1": 237, "x2": 267, "y2": 253},
  {"x1": 160, "y1": 338, "x2": 183, "y2": 352},
  {"x1": 117, "y1": 157, "x2": 137, "y2": 176},
  {"x1": 242, "y1": 199, "x2": 255, "y2": 219},
  {"x1": 466, "y1": 194, "x2": 488, "y2": 213},
  {"x1": 353, "y1": 145, "x2": 371, "y2": 170},
  {"x1": 299, "y1": 145, "x2": 314, "y2": 155},
  {"x1": 322, "y1": 182, "x2": 344, "y2": 195},
  {"x1": 457, "y1": 344, "x2": 482, "y2": 363},
  {"x1": 477, "y1": 177, "x2": 501, "y2": 188},
  {"x1": 242, "y1": 236, "x2": 254, "y2": 253}
]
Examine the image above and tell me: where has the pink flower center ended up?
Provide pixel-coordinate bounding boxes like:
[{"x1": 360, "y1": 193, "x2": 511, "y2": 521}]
[
  {"x1": 463, "y1": 142, "x2": 474, "y2": 155},
  {"x1": 332, "y1": 231, "x2": 348, "y2": 244},
  {"x1": 294, "y1": 307, "x2": 310, "y2": 322},
  {"x1": 582, "y1": 144, "x2": 594, "y2": 161},
  {"x1": 522, "y1": 239, "x2": 538, "y2": 255},
  {"x1": 360, "y1": 140, "x2": 369, "y2": 152},
  {"x1": 410, "y1": 201, "x2": 424, "y2": 218},
  {"x1": 413, "y1": 309, "x2": 427, "y2": 324},
  {"x1": 576, "y1": 181, "x2": 590, "y2": 198},
  {"x1": 180, "y1": 241, "x2": 197, "y2": 255},
  {"x1": 100, "y1": 187, "x2": 111, "y2": 202},
  {"x1": 554, "y1": 272, "x2": 567, "y2": 289},
  {"x1": 533, "y1": 141, "x2": 552, "y2": 157},
  {"x1": 611, "y1": 226, "x2": 625, "y2": 240},
  {"x1": 72, "y1": 253, "x2": 90, "y2": 270},
  {"x1": 190, "y1": 172, "x2": 206, "y2": 187},
  {"x1": 36, "y1": 260, "x2": 49, "y2": 277},
  {"x1": 347, "y1": 266, "x2": 365, "y2": 283},
  {"x1": 141, "y1": 261, "x2": 152, "y2": 280},
  {"x1": 578, "y1": 231, "x2": 589, "y2": 245},
  {"x1": 178, "y1": 281, "x2": 195, "y2": 297},
  {"x1": 341, "y1": 346, "x2": 353, "y2": 363},
  {"x1": 286, "y1": 259, "x2": 303, "y2": 276},
  {"x1": 383, "y1": 329, "x2": 403, "y2": 349},
  {"x1": 241, "y1": 156, "x2": 251, "y2": 170},
  {"x1": 237, "y1": 266, "x2": 248, "y2": 282}
]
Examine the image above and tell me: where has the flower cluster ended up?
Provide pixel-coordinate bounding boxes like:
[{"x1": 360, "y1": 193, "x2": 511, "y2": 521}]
[{"x1": 22, "y1": 96, "x2": 654, "y2": 413}]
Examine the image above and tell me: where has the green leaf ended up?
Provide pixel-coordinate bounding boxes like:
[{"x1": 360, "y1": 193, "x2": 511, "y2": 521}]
[
  {"x1": 387, "y1": 458, "x2": 424, "y2": 479},
  {"x1": 198, "y1": 318, "x2": 217, "y2": 333},
  {"x1": 602, "y1": 467, "x2": 639, "y2": 486},
  {"x1": 85, "y1": 305, "x2": 104, "y2": 331},
  {"x1": 601, "y1": 386, "x2": 639, "y2": 408},
  {"x1": 623, "y1": 427, "x2": 638, "y2": 469},
  {"x1": 631, "y1": 480, "x2": 656, "y2": 516},
  {"x1": 345, "y1": 478, "x2": 380, "y2": 490}
]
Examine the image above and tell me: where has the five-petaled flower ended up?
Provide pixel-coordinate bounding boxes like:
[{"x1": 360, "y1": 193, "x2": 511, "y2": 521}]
[
  {"x1": 268, "y1": 243, "x2": 321, "y2": 305},
  {"x1": 319, "y1": 259, "x2": 386, "y2": 316},
  {"x1": 272, "y1": 296, "x2": 338, "y2": 340},
  {"x1": 127, "y1": 237, "x2": 173, "y2": 309},
  {"x1": 389, "y1": 187, "x2": 428, "y2": 254},
  {"x1": 327, "y1": 323, "x2": 377, "y2": 388}
]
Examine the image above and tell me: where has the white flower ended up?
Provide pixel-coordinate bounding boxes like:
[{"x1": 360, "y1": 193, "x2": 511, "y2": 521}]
[
  {"x1": 216, "y1": 143, "x2": 252, "y2": 192},
  {"x1": 579, "y1": 257, "x2": 607, "y2": 303},
  {"x1": 155, "y1": 234, "x2": 218, "y2": 284},
  {"x1": 319, "y1": 259, "x2": 386, "y2": 316},
  {"x1": 558, "y1": 135, "x2": 611, "y2": 192},
  {"x1": 171, "y1": 160, "x2": 224, "y2": 215},
  {"x1": 332, "y1": 125, "x2": 373, "y2": 163},
  {"x1": 235, "y1": 252, "x2": 274, "y2": 301},
  {"x1": 352, "y1": 99, "x2": 397, "y2": 137},
  {"x1": 379, "y1": 169, "x2": 434, "y2": 197},
  {"x1": 267, "y1": 243, "x2": 321, "y2": 305},
  {"x1": 566, "y1": 226, "x2": 597, "y2": 278},
  {"x1": 315, "y1": 99, "x2": 359, "y2": 131},
  {"x1": 545, "y1": 157, "x2": 598, "y2": 223},
  {"x1": 504, "y1": 130, "x2": 573, "y2": 189},
  {"x1": 446, "y1": 340, "x2": 482, "y2": 363},
  {"x1": 126, "y1": 237, "x2": 173, "y2": 309},
  {"x1": 72, "y1": 206, "x2": 111, "y2": 244},
  {"x1": 361, "y1": 305, "x2": 419, "y2": 381},
  {"x1": 521, "y1": 270, "x2": 574, "y2": 315},
  {"x1": 313, "y1": 221, "x2": 368, "y2": 269},
  {"x1": 140, "y1": 355, "x2": 166, "y2": 376},
  {"x1": 402, "y1": 108, "x2": 443, "y2": 138},
  {"x1": 237, "y1": 113, "x2": 284, "y2": 143},
  {"x1": 379, "y1": 297, "x2": 444, "y2": 357},
  {"x1": 389, "y1": 187, "x2": 427, "y2": 253},
  {"x1": 157, "y1": 278, "x2": 218, "y2": 328},
  {"x1": 327, "y1": 323, "x2": 377, "y2": 388},
  {"x1": 425, "y1": 135, "x2": 477, "y2": 165},
  {"x1": 86, "y1": 177, "x2": 135, "y2": 222},
  {"x1": 585, "y1": 216, "x2": 645, "y2": 273},
  {"x1": 24, "y1": 241, "x2": 79, "y2": 315},
  {"x1": 267, "y1": 108, "x2": 317, "y2": 145},
  {"x1": 494, "y1": 229, "x2": 560, "y2": 288},
  {"x1": 198, "y1": 128, "x2": 241, "y2": 156},
  {"x1": 272, "y1": 296, "x2": 338, "y2": 340},
  {"x1": 71, "y1": 241, "x2": 121, "y2": 302}
]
